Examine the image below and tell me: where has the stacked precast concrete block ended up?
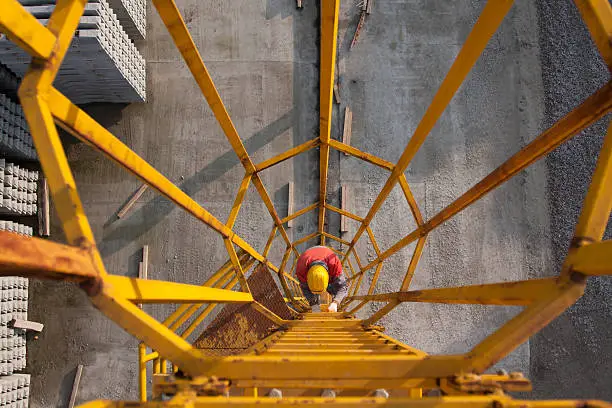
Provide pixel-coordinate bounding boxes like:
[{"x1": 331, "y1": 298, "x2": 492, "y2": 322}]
[
  {"x1": 0, "y1": 277, "x2": 28, "y2": 376},
  {"x1": 0, "y1": 374, "x2": 30, "y2": 407},
  {"x1": 0, "y1": 160, "x2": 38, "y2": 217},
  {"x1": 0, "y1": 95, "x2": 36, "y2": 162},
  {"x1": 0, "y1": 0, "x2": 146, "y2": 104}
]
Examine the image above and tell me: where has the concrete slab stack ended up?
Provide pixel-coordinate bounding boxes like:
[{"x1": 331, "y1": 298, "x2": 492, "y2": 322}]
[
  {"x1": 0, "y1": 374, "x2": 30, "y2": 407},
  {"x1": 0, "y1": 160, "x2": 38, "y2": 216},
  {"x1": 0, "y1": 277, "x2": 28, "y2": 376},
  {"x1": 106, "y1": 0, "x2": 146, "y2": 42},
  {"x1": 0, "y1": 95, "x2": 36, "y2": 162},
  {"x1": 0, "y1": 0, "x2": 146, "y2": 104}
]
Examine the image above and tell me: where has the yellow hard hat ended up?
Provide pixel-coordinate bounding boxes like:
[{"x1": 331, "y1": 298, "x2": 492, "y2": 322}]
[{"x1": 307, "y1": 262, "x2": 329, "y2": 294}]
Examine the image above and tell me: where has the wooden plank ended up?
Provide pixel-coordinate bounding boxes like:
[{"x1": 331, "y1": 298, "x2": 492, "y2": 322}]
[
  {"x1": 138, "y1": 245, "x2": 149, "y2": 309},
  {"x1": 287, "y1": 182, "x2": 295, "y2": 228},
  {"x1": 68, "y1": 364, "x2": 84, "y2": 408},
  {"x1": 10, "y1": 318, "x2": 44, "y2": 332},
  {"x1": 341, "y1": 185, "x2": 349, "y2": 233},
  {"x1": 38, "y1": 178, "x2": 50, "y2": 237},
  {"x1": 141, "y1": 245, "x2": 149, "y2": 280},
  {"x1": 366, "y1": 0, "x2": 373, "y2": 14},
  {"x1": 296, "y1": 0, "x2": 302, "y2": 8},
  {"x1": 351, "y1": 11, "x2": 367, "y2": 49},
  {"x1": 117, "y1": 184, "x2": 148, "y2": 218},
  {"x1": 333, "y1": 84, "x2": 341, "y2": 104},
  {"x1": 342, "y1": 107, "x2": 352, "y2": 155}
]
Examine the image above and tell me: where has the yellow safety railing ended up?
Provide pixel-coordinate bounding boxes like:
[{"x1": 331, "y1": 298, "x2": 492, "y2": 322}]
[{"x1": 0, "y1": 0, "x2": 611, "y2": 405}]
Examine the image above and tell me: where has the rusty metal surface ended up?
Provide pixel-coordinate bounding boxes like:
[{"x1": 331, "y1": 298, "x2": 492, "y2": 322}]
[{"x1": 194, "y1": 264, "x2": 293, "y2": 355}]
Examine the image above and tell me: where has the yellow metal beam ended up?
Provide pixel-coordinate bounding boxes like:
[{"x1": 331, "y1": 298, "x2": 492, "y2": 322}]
[
  {"x1": 321, "y1": 231, "x2": 350, "y2": 246},
  {"x1": 105, "y1": 275, "x2": 254, "y2": 304},
  {"x1": 318, "y1": 0, "x2": 341, "y2": 243},
  {"x1": 293, "y1": 231, "x2": 320, "y2": 246},
  {"x1": 91, "y1": 286, "x2": 206, "y2": 377},
  {"x1": 362, "y1": 300, "x2": 400, "y2": 326},
  {"x1": 400, "y1": 235, "x2": 427, "y2": 291},
  {"x1": 399, "y1": 174, "x2": 424, "y2": 226},
  {"x1": 281, "y1": 202, "x2": 319, "y2": 224},
  {"x1": 328, "y1": 139, "x2": 395, "y2": 171},
  {"x1": 0, "y1": 231, "x2": 99, "y2": 282},
  {"x1": 325, "y1": 203, "x2": 363, "y2": 222},
  {"x1": 573, "y1": 0, "x2": 612, "y2": 70},
  {"x1": 0, "y1": 0, "x2": 56, "y2": 59},
  {"x1": 48, "y1": 88, "x2": 269, "y2": 265},
  {"x1": 468, "y1": 280, "x2": 585, "y2": 372},
  {"x1": 570, "y1": 121, "x2": 612, "y2": 243},
  {"x1": 341, "y1": 0, "x2": 515, "y2": 263},
  {"x1": 568, "y1": 240, "x2": 612, "y2": 275},
  {"x1": 255, "y1": 138, "x2": 320, "y2": 172},
  {"x1": 226, "y1": 175, "x2": 252, "y2": 229},
  {"x1": 224, "y1": 240, "x2": 251, "y2": 293}
]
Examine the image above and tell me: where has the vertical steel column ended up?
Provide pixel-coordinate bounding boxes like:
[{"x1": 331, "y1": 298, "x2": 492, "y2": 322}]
[
  {"x1": 342, "y1": 0, "x2": 515, "y2": 262},
  {"x1": 318, "y1": 0, "x2": 341, "y2": 244}
]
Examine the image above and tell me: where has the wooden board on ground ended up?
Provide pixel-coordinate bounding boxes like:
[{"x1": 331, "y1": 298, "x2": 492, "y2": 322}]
[
  {"x1": 333, "y1": 84, "x2": 341, "y2": 104},
  {"x1": 341, "y1": 185, "x2": 349, "y2": 233},
  {"x1": 342, "y1": 107, "x2": 352, "y2": 154},
  {"x1": 287, "y1": 182, "x2": 294, "y2": 228},
  {"x1": 117, "y1": 184, "x2": 148, "y2": 218},
  {"x1": 38, "y1": 178, "x2": 50, "y2": 237},
  {"x1": 10, "y1": 318, "x2": 43, "y2": 332}
]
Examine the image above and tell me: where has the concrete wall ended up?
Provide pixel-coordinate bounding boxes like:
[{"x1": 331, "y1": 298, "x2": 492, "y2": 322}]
[{"x1": 25, "y1": 0, "x2": 610, "y2": 405}]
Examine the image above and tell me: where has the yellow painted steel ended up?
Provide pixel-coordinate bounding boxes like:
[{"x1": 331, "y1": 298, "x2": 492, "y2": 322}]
[
  {"x1": 573, "y1": 0, "x2": 612, "y2": 70},
  {"x1": 318, "y1": 0, "x2": 341, "y2": 244},
  {"x1": 255, "y1": 138, "x2": 320, "y2": 172},
  {"x1": 105, "y1": 276, "x2": 254, "y2": 304},
  {"x1": 328, "y1": 139, "x2": 395, "y2": 171},
  {"x1": 0, "y1": 0, "x2": 56, "y2": 59},
  {"x1": 0, "y1": 0, "x2": 610, "y2": 405},
  {"x1": 281, "y1": 201, "x2": 318, "y2": 224},
  {"x1": 78, "y1": 397, "x2": 612, "y2": 408}
]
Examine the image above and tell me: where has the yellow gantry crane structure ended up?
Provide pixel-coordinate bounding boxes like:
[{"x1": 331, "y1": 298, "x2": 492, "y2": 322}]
[{"x1": 1, "y1": 0, "x2": 612, "y2": 406}]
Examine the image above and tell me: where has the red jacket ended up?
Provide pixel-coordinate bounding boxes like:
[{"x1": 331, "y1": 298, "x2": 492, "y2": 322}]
[{"x1": 296, "y1": 246, "x2": 343, "y2": 283}]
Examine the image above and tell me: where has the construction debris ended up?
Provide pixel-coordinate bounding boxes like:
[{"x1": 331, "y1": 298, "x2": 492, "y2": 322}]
[
  {"x1": 9, "y1": 319, "x2": 43, "y2": 333},
  {"x1": 342, "y1": 107, "x2": 352, "y2": 153},
  {"x1": 117, "y1": 184, "x2": 148, "y2": 219},
  {"x1": 68, "y1": 365, "x2": 83, "y2": 408},
  {"x1": 351, "y1": 0, "x2": 373, "y2": 49},
  {"x1": 333, "y1": 84, "x2": 342, "y2": 104},
  {"x1": 340, "y1": 184, "x2": 349, "y2": 233},
  {"x1": 287, "y1": 182, "x2": 294, "y2": 228},
  {"x1": 39, "y1": 178, "x2": 50, "y2": 237}
]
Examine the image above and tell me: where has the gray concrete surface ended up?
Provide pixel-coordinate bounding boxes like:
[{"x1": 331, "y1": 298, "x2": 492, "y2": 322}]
[
  {"x1": 24, "y1": 0, "x2": 611, "y2": 406},
  {"x1": 27, "y1": 1, "x2": 321, "y2": 405},
  {"x1": 341, "y1": 0, "x2": 549, "y2": 374}
]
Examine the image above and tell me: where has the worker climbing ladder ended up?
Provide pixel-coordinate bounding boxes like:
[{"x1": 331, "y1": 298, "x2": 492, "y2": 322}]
[{"x1": 1, "y1": 0, "x2": 612, "y2": 406}]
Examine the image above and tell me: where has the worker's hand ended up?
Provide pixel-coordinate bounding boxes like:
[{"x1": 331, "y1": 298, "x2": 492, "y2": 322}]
[{"x1": 328, "y1": 301, "x2": 338, "y2": 312}]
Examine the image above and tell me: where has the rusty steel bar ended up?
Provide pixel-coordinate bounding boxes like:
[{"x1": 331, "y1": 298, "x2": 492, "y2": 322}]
[{"x1": 0, "y1": 231, "x2": 99, "y2": 282}]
